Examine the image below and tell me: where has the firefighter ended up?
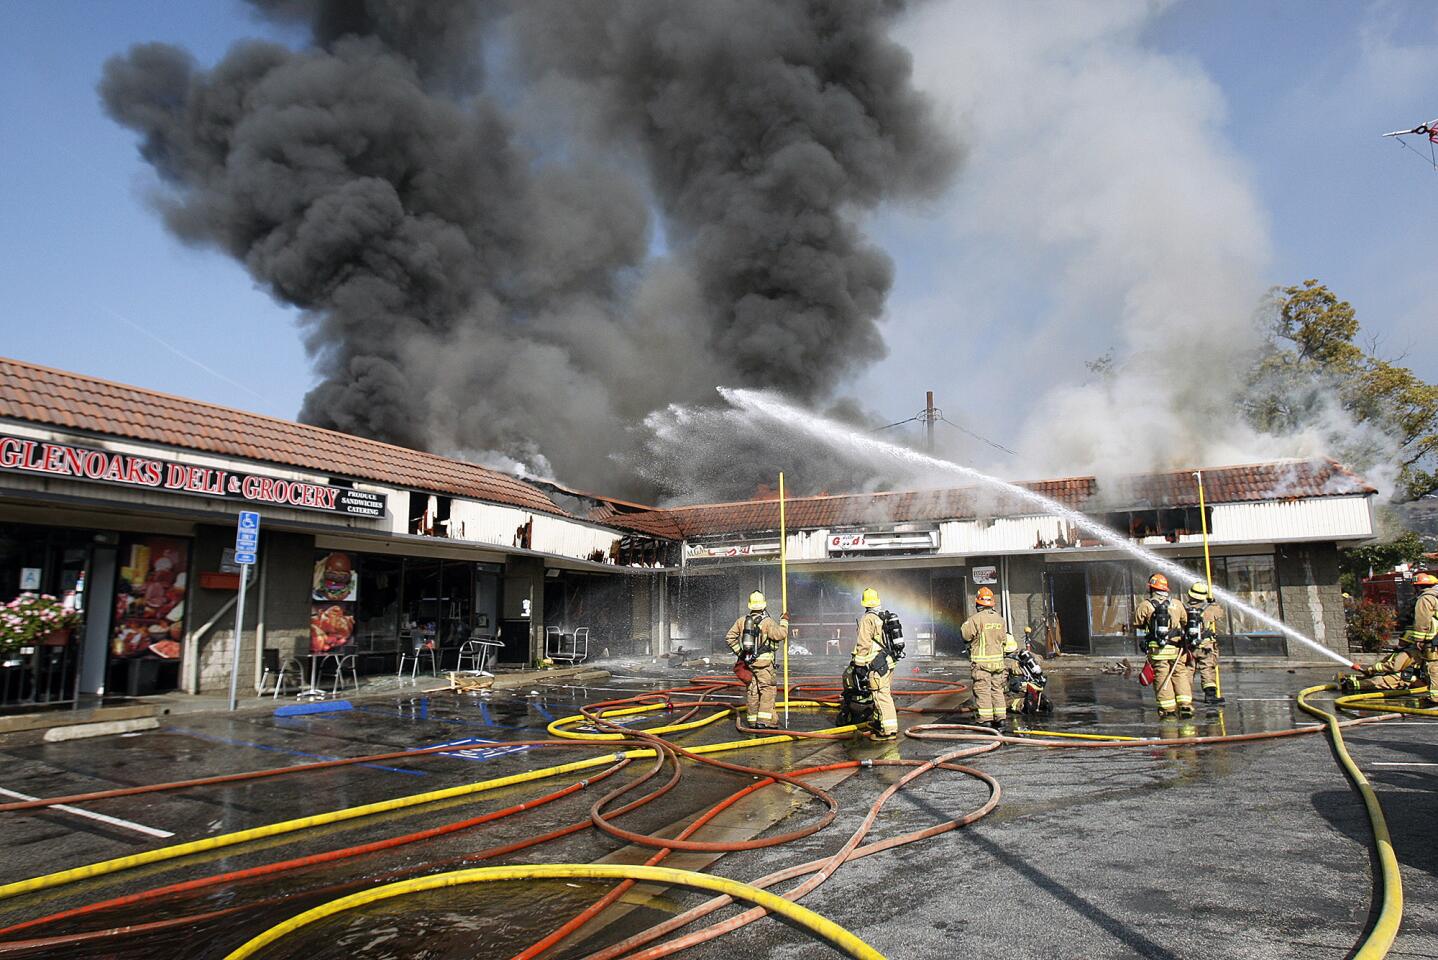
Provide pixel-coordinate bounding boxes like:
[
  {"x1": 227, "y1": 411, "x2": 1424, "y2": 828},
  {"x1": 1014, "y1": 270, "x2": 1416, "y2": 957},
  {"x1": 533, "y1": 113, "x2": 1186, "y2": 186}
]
[
  {"x1": 1185, "y1": 581, "x2": 1226, "y2": 704},
  {"x1": 1340, "y1": 642, "x2": 1421, "y2": 693},
  {"x1": 960, "y1": 586, "x2": 1011, "y2": 731},
  {"x1": 851, "y1": 588, "x2": 899, "y2": 740},
  {"x1": 1134, "y1": 573, "x2": 1192, "y2": 719},
  {"x1": 725, "y1": 591, "x2": 788, "y2": 729},
  {"x1": 1401, "y1": 571, "x2": 1438, "y2": 706}
]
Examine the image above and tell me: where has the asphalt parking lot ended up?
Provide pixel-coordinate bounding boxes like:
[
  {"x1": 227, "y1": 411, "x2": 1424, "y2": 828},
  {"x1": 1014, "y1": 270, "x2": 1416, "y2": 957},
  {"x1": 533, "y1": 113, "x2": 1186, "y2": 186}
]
[{"x1": 0, "y1": 661, "x2": 1432, "y2": 960}]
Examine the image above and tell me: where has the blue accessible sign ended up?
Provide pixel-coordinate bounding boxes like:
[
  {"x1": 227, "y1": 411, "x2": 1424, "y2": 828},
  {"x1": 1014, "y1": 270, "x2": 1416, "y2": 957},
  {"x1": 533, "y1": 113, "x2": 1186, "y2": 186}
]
[{"x1": 234, "y1": 510, "x2": 260, "y2": 565}]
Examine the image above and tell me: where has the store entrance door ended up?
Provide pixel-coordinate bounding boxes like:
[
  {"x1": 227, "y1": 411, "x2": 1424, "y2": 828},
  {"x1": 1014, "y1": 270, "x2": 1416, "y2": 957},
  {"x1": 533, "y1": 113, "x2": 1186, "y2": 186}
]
[
  {"x1": 79, "y1": 545, "x2": 116, "y2": 695},
  {"x1": 1047, "y1": 566, "x2": 1091, "y2": 654}
]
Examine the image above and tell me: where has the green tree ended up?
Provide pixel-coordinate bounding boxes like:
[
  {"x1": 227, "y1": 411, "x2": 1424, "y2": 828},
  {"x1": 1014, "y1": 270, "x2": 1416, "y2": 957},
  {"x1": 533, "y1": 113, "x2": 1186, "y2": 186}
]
[
  {"x1": 1338, "y1": 529, "x2": 1429, "y2": 595},
  {"x1": 1245, "y1": 279, "x2": 1438, "y2": 501}
]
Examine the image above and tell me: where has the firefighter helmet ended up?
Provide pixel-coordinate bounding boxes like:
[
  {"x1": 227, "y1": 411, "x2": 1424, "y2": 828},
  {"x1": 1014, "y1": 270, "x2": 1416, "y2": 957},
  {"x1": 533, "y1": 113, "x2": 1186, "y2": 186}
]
[
  {"x1": 1188, "y1": 580, "x2": 1211, "y2": 601},
  {"x1": 976, "y1": 586, "x2": 996, "y2": 608},
  {"x1": 1415, "y1": 572, "x2": 1438, "y2": 587},
  {"x1": 1148, "y1": 573, "x2": 1170, "y2": 592},
  {"x1": 747, "y1": 591, "x2": 767, "y2": 611},
  {"x1": 861, "y1": 587, "x2": 881, "y2": 608},
  {"x1": 1004, "y1": 634, "x2": 1019, "y2": 654}
]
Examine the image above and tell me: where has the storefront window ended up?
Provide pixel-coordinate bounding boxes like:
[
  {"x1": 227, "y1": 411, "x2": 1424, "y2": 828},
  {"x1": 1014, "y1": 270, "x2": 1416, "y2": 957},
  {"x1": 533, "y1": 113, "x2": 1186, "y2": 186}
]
[
  {"x1": 111, "y1": 536, "x2": 189, "y2": 661},
  {"x1": 1217, "y1": 555, "x2": 1282, "y2": 634},
  {"x1": 310, "y1": 550, "x2": 359, "y2": 654},
  {"x1": 354, "y1": 555, "x2": 402, "y2": 652},
  {"x1": 1086, "y1": 563, "x2": 1134, "y2": 637}
]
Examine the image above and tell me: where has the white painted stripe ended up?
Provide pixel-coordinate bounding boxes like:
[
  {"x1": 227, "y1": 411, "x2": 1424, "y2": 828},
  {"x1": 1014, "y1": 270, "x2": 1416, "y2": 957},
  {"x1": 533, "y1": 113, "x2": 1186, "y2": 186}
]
[
  {"x1": 0, "y1": 787, "x2": 174, "y2": 839},
  {"x1": 1370, "y1": 762, "x2": 1438, "y2": 768}
]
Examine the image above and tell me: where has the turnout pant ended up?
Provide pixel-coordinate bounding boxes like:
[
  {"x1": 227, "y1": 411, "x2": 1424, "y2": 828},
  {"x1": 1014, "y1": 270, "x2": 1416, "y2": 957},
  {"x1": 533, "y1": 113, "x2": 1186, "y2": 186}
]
[
  {"x1": 870, "y1": 667, "x2": 898, "y2": 735},
  {"x1": 1363, "y1": 672, "x2": 1415, "y2": 692},
  {"x1": 971, "y1": 663, "x2": 1008, "y2": 722},
  {"x1": 1425, "y1": 649, "x2": 1438, "y2": 703},
  {"x1": 1149, "y1": 654, "x2": 1195, "y2": 713},
  {"x1": 747, "y1": 661, "x2": 777, "y2": 724},
  {"x1": 1195, "y1": 640, "x2": 1220, "y2": 691}
]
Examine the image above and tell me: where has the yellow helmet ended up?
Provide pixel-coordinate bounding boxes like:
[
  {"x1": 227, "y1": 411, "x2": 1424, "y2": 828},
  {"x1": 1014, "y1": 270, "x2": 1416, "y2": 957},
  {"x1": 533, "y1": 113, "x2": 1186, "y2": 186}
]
[
  {"x1": 747, "y1": 591, "x2": 767, "y2": 611},
  {"x1": 1004, "y1": 635, "x2": 1018, "y2": 654},
  {"x1": 1188, "y1": 581, "x2": 1211, "y2": 602},
  {"x1": 861, "y1": 587, "x2": 881, "y2": 608}
]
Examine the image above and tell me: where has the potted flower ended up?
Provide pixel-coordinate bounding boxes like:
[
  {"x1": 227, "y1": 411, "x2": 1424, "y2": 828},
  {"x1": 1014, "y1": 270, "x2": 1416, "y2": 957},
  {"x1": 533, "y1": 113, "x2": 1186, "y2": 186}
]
[{"x1": 0, "y1": 594, "x2": 82, "y2": 653}]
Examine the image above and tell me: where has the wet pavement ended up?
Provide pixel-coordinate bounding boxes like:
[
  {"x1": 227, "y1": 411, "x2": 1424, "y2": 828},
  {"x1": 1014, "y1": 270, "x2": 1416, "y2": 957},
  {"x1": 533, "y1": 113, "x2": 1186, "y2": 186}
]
[{"x1": 0, "y1": 660, "x2": 1433, "y2": 959}]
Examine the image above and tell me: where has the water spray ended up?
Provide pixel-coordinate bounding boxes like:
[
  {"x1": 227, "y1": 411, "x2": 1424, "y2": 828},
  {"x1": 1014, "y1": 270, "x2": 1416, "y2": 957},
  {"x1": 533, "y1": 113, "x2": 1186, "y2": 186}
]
[{"x1": 722, "y1": 388, "x2": 1359, "y2": 670}]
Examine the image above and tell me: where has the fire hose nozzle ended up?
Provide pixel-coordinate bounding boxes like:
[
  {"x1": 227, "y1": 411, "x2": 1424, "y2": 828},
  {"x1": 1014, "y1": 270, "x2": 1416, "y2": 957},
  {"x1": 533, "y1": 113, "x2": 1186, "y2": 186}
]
[{"x1": 1350, "y1": 663, "x2": 1365, "y2": 673}]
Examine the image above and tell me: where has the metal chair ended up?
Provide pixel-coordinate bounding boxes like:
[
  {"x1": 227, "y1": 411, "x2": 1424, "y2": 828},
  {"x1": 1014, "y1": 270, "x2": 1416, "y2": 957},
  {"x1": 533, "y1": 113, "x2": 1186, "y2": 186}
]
[
  {"x1": 325, "y1": 653, "x2": 359, "y2": 695},
  {"x1": 257, "y1": 648, "x2": 304, "y2": 699},
  {"x1": 456, "y1": 636, "x2": 502, "y2": 676},
  {"x1": 549, "y1": 627, "x2": 590, "y2": 665},
  {"x1": 398, "y1": 640, "x2": 438, "y2": 679}
]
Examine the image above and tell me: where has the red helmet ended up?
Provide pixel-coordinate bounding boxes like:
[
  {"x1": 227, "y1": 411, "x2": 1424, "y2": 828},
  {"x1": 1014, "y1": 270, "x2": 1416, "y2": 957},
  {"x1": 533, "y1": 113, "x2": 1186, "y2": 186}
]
[
  {"x1": 1415, "y1": 572, "x2": 1438, "y2": 587},
  {"x1": 975, "y1": 586, "x2": 996, "y2": 608},
  {"x1": 1148, "y1": 573, "x2": 1170, "y2": 592}
]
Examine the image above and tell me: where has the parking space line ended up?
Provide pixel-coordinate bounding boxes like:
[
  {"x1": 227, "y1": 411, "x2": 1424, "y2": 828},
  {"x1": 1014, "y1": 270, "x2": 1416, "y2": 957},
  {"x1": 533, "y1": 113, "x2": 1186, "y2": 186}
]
[
  {"x1": 0, "y1": 786, "x2": 174, "y2": 839},
  {"x1": 1370, "y1": 762, "x2": 1438, "y2": 767}
]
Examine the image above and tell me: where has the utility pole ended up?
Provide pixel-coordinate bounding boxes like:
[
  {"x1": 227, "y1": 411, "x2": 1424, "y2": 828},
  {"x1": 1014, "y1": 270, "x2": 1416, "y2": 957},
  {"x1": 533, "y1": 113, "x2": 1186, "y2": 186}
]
[{"x1": 923, "y1": 390, "x2": 937, "y2": 453}]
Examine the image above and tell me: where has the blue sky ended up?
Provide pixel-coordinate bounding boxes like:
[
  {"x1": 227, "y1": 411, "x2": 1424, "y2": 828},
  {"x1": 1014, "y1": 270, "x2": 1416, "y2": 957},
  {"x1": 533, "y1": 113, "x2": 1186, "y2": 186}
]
[{"x1": 0, "y1": 1, "x2": 1433, "y2": 454}]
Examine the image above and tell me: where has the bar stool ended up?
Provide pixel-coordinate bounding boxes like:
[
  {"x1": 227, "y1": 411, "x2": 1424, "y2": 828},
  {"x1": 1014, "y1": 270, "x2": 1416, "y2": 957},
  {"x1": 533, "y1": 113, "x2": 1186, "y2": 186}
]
[
  {"x1": 456, "y1": 637, "x2": 504, "y2": 676},
  {"x1": 257, "y1": 648, "x2": 304, "y2": 699}
]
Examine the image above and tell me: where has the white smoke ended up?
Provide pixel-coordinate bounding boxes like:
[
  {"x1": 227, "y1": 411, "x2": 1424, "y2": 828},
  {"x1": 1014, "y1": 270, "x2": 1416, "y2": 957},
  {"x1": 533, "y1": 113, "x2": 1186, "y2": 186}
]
[{"x1": 881, "y1": 0, "x2": 1395, "y2": 494}]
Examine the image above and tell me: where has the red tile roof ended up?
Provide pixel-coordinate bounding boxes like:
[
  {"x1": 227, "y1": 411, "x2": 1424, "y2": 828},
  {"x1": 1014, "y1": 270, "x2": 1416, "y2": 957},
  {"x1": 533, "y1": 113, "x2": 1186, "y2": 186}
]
[
  {"x1": 0, "y1": 356, "x2": 568, "y2": 516},
  {"x1": 619, "y1": 460, "x2": 1376, "y2": 539}
]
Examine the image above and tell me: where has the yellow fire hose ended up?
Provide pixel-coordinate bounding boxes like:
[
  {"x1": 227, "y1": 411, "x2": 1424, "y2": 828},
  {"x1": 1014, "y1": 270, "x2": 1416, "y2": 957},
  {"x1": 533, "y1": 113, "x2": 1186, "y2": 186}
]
[
  {"x1": 1012, "y1": 729, "x2": 1143, "y2": 742},
  {"x1": 0, "y1": 718, "x2": 854, "y2": 903},
  {"x1": 220, "y1": 864, "x2": 884, "y2": 960},
  {"x1": 1297, "y1": 684, "x2": 1402, "y2": 960},
  {"x1": 1333, "y1": 686, "x2": 1437, "y2": 718},
  {"x1": 546, "y1": 699, "x2": 841, "y2": 740}
]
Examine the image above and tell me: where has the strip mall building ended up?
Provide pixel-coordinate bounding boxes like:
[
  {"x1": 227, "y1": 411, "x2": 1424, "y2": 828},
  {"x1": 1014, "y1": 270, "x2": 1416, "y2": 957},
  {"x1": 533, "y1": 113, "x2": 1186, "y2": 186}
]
[{"x1": 0, "y1": 356, "x2": 1375, "y2": 708}]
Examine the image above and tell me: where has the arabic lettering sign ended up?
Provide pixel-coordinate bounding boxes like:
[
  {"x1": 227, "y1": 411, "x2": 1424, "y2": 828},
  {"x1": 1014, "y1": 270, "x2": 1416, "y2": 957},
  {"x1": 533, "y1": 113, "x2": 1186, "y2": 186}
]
[{"x1": 0, "y1": 434, "x2": 386, "y2": 518}]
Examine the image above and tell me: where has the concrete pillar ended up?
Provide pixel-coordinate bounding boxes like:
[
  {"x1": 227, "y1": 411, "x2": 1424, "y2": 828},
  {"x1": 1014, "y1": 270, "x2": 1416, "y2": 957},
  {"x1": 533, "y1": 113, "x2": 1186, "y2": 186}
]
[{"x1": 1276, "y1": 542, "x2": 1347, "y2": 659}]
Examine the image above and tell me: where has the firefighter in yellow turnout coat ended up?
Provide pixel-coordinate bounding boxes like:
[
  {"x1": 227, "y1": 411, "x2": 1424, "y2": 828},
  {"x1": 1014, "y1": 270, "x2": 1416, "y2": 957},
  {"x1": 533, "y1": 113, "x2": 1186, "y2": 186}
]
[
  {"x1": 851, "y1": 588, "x2": 899, "y2": 740},
  {"x1": 1135, "y1": 573, "x2": 1192, "y2": 719},
  {"x1": 1402, "y1": 572, "x2": 1438, "y2": 707},
  {"x1": 726, "y1": 591, "x2": 788, "y2": 729},
  {"x1": 960, "y1": 587, "x2": 1012, "y2": 731},
  {"x1": 1185, "y1": 581, "x2": 1226, "y2": 705}
]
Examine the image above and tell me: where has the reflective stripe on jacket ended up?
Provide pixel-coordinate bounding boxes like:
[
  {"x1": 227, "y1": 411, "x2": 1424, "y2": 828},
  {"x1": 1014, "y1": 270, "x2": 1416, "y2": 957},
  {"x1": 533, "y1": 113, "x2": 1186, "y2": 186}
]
[
  {"x1": 726, "y1": 614, "x2": 787, "y2": 665},
  {"x1": 852, "y1": 611, "x2": 886, "y2": 666},
  {"x1": 1402, "y1": 590, "x2": 1438, "y2": 645},
  {"x1": 960, "y1": 611, "x2": 1009, "y2": 668}
]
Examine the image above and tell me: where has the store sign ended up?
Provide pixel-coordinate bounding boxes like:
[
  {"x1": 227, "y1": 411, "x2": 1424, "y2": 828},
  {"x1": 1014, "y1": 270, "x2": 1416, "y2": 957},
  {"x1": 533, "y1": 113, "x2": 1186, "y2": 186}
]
[
  {"x1": 972, "y1": 565, "x2": 998, "y2": 585},
  {"x1": 826, "y1": 529, "x2": 939, "y2": 555},
  {"x1": 685, "y1": 540, "x2": 781, "y2": 561},
  {"x1": 0, "y1": 434, "x2": 387, "y2": 518}
]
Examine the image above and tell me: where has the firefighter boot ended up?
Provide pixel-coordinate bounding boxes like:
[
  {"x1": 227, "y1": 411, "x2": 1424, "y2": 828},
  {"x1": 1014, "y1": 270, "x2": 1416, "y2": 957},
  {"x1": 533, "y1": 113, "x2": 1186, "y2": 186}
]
[
  {"x1": 1203, "y1": 686, "x2": 1225, "y2": 704},
  {"x1": 1178, "y1": 704, "x2": 1195, "y2": 718},
  {"x1": 1157, "y1": 709, "x2": 1177, "y2": 720}
]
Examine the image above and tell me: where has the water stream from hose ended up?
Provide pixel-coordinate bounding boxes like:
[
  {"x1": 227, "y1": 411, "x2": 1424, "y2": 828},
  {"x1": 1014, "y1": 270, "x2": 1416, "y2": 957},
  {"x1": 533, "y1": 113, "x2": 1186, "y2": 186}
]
[{"x1": 721, "y1": 388, "x2": 1357, "y2": 670}]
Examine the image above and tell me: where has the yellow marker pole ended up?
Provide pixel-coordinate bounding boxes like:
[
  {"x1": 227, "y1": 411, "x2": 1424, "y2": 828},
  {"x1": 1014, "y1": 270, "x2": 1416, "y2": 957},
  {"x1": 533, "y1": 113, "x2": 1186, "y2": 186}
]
[
  {"x1": 779, "y1": 471, "x2": 790, "y2": 728},
  {"x1": 1195, "y1": 470, "x2": 1220, "y2": 698}
]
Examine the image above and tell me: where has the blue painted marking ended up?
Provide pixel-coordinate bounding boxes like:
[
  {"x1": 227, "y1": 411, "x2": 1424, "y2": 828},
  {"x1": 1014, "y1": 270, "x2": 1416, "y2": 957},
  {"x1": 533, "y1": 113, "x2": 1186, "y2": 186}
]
[
  {"x1": 275, "y1": 700, "x2": 353, "y2": 717},
  {"x1": 411, "y1": 737, "x2": 533, "y2": 763},
  {"x1": 169, "y1": 727, "x2": 427, "y2": 777},
  {"x1": 480, "y1": 702, "x2": 492, "y2": 726},
  {"x1": 532, "y1": 701, "x2": 555, "y2": 722}
]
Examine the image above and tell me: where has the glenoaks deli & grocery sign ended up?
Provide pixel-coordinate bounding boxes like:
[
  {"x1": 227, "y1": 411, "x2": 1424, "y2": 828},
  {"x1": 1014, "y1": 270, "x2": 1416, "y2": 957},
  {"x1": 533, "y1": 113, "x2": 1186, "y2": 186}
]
[{"x1": 0, "y1": 435, "x2": 387, "y2": 517}]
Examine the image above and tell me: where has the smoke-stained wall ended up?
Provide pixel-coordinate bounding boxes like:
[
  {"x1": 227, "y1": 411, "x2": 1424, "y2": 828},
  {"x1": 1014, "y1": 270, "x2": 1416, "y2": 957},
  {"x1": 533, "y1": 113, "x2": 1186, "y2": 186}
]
[{"x1": 99, "y1": 0, "x2": 956, "y2": 502}]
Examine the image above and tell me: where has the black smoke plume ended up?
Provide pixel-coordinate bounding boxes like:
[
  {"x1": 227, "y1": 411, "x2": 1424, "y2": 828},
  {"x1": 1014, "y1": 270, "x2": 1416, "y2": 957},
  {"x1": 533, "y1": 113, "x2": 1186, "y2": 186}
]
[{"x1": 100, "y1": 0, "x2": 955, "y2": 501}]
